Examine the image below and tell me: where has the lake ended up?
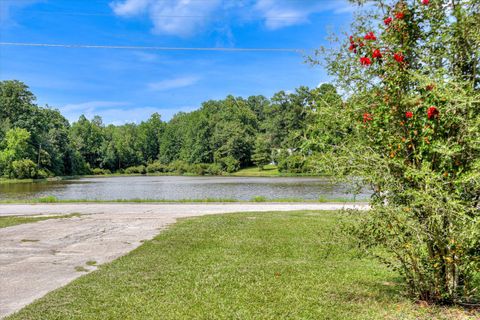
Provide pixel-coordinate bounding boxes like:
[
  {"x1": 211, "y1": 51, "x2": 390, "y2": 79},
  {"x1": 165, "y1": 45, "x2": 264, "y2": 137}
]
[{"x1": 0, "y1": 176, "x2": 369, "y2": 201}]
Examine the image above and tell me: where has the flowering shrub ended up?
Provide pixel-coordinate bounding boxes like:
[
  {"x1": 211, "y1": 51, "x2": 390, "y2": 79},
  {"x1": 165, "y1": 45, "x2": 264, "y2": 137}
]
[{"x1": 311, "y1": 0, "x2": 480, "y2": 305}]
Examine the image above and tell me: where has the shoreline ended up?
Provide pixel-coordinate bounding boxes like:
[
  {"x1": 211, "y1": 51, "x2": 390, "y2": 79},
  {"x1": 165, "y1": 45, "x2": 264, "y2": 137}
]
[{"x1": 0, "y1": 169, "x2": 328, "y2": 185}]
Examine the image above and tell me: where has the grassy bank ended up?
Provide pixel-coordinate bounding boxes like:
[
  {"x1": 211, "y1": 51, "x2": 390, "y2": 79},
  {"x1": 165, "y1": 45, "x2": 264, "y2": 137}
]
[
  {"x1": 231, "y1": 164, "x2": 280, "y2": 176},
  {"x1": 8, "y1": 211, "x2": 475, "y2": 319},
  {"x1": 0, "y1": 196, "x2": 367, "y2": 204},
  {"x1": 0, "y1": 213, "x2": 81, "y2": 229},
  {"x1": 0, "y1": 165, "x2": 322, "y2": 184},
  {"x1": 231, "y1": 164, "x2": 325, "y2": 177}
]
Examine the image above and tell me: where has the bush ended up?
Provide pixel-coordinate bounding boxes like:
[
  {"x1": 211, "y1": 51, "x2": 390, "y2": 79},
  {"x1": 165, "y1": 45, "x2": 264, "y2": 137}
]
[
  {"x1": 219, "y1": 156, "x2": 240, "y2": 173},
  {"x1": 168, "y1": 160, "x2": 189, "y2": 174},
  {"x1": 9, "y1": 159, "x2": 38, "y2": 179},
  {"x1": 205, "y1": 163, "x2": 223, "y2": 175},
  {"x1": 92, "y1": 168, "x2": 111, "y2": 175},
  {"x1": 146, "y1": 161, "x2": 167, "y2": 174},
  {"x1": 189, "y1": 163, "x2": 209, "y2": 176},
  {"x1": 313, "y1": 0, "x2": 480, "y2": 304},
  {"x1": 124, "y1": 165, "x2": 146, "y2": 174},
  {"x1": 36, "y1": 169, "x2": 51, "y2": 179},
  {"x1": 278, "y1": 154, "x2": 305, "y2": 174}
]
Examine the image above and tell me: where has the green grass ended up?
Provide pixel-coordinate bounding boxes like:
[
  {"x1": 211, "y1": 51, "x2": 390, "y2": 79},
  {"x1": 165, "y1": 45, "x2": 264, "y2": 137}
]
[
  {"x1": 0, "y1": 213, "x2": 82, "y2": 229},
  {"x1": 0, "y1": 196, "x2": 368, "y2": 204},
  {"x1": 7, "y1": 211, "x2": 475, "y2": 320},
  {"x1": 232, "y1": 164, "x2": 281, "y2": 176},
  {"x1": 232, "y1": 164, "x2": 327, "y2": 177}
]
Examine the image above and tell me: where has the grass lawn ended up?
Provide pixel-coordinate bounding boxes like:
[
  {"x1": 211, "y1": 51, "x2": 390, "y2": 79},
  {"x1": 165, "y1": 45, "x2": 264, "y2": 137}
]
[
  {"x1": 232, "y1": 164, "x2": 280, "y2": 176},
  {"x1": 7, "y1": 211, "x2": 477, "y2": 319},
  {"x1": 0, "y1": 196, "x2": 367, "y2": 204},
  {"x1": 0, "y1": 213, "x2": 81, "y2": 229}
]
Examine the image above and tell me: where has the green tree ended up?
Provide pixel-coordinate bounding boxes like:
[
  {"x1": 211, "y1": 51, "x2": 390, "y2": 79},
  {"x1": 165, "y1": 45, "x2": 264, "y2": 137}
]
[
  {"x1": 70, "y1": 115, "x2": 105, "y2": 168},
  {"x1": 209, "y1": 96, "x2": 258, "y2": 167},
  {"x1": 251, "y1": 134, "x2": 271, "y2": 170},
  {"x1": 158, "y1": 113, "x2": 187, "y2": 164},
  {"x1": 0, "y1": 128, "x2": 32, "y2": 177},
  {"x1": 0, "y1": 80, "x2": 36, "y2": 126},
  {"x1": 0, "y1": 80, "x2": 81, "y2": 176},
  {"x1": 10, "y1": 159, "x2": 38, "y2": 179},
  {"x1": 138, "y1": 113, "x2": 164, "y2": 163}
]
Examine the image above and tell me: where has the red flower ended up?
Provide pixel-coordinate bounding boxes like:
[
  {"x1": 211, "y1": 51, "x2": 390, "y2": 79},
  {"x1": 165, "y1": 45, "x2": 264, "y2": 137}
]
[
  {"x1": 395, "y1": 12, "x2": 405, "y2": 19},
  {"x1": 363, "y1": 113, "x2": 373, "y2": 123},
  {"x1": 393, "y1": 53, "x2": 404, "y2": 63},
  {"x1": 426, "y1": 84, "x2": 435, "y2": 91},
  {"x1": 349, "y1": 43, "x2": 357, "y2": 52},
  {"x1": 360, "y1": 57, "x2": 372, "y2": 66},
  {"x1": 405, "y1": 111, "x2": 413, "y2": 119},
  {"x1": 427, "y1": 106, "x2": 439, "y2": 119},
  {"x1": 364, "y1": 32, "x2": 376, "y2": 41},
  {"x1": 422, "y1": 0, "x2": 429, "y2": 4},
  {"x1": 372, "y1": 49, "x2": 382, "y2": 59},
  {"x1": 384, "y1": 17, "x2": 392, "y2": 25}
]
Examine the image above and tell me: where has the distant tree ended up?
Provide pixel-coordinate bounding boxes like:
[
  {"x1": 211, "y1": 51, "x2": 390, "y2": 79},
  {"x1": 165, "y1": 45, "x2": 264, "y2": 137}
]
[
  {"x1": 70, "y1": 115, "x2": 105, "y2": 168},
  {"x1": 209, "y1": 96, "x2": 257, "y2": 167},
  {"x1": 0, "y1": 80, "x2": 36, "y2": 124},
  {"x1": 302, "y1": 84, "x2": 346, "y2": 156},
  {"x1": 251, "y1": 134, "x2": 271, "y2": 170},
  {"x1": 158, "y1": 113, "x2": 186, "y2": 164},
  {"x1": 0, "y1": 128, "x2": 32, "y2": 177},
  {"x1": 0, "y1": 79, "x2": 339, "y2": 177},
  {"x1": 138, "y1": 113, "x2": 164, "y2": 163}
]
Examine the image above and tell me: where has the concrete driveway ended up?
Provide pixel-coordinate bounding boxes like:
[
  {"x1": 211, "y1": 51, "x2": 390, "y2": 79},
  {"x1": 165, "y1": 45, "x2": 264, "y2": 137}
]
[{"x1": 0, "y1": 202, "x2": 367, "y2": 318}]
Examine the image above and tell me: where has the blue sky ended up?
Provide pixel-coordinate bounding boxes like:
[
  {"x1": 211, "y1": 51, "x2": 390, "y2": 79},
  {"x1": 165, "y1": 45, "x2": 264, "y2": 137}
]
[{"x1": 0, "y1": 0, "x2": 354, "y2": 124}]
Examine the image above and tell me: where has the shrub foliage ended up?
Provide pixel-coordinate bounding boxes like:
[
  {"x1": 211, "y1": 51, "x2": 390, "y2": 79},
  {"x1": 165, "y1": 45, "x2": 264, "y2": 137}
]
[{"x1": 312, "y1": 0, "x2": 480, "y2": 304}]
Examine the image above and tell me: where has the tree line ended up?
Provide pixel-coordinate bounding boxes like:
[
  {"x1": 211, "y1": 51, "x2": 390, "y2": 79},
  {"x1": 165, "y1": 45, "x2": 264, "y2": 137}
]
[{"x1": 0, "y1": 80, "x2": 342, "y2": 179}]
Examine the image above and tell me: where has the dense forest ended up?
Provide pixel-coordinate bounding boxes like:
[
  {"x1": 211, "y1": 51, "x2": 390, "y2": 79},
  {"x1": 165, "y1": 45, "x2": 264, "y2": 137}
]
[{"x1": 0, "y1": 80, "x2": 343, "y2": 179}]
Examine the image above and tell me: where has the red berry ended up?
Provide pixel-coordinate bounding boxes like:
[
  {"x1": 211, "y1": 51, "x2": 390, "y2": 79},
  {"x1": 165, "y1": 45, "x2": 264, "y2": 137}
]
[
  {"x1": 360, "y1": 57, "x2": 372, "y2": 66},
  {"x1": 363, "y1": 113, "x2": 373, "y2": 122},
  {"x1": 372, "y1": 49, "x2": 382, "y2": 59},
  {"x1": 427, "y1": 106, "x2": 439, "y2": 119},
  {"x1": 394, "y1": 53, "x2": 404, "y2": 63}
]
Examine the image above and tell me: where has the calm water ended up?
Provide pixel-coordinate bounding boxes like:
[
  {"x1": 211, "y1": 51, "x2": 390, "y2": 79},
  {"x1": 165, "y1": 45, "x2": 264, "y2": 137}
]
[{"x1": 0, "y1": 176, "x2": 369, "y2": 201}]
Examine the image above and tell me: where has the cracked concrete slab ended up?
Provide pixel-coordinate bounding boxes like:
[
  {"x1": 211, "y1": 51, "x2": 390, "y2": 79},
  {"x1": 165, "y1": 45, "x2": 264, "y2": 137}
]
[{"x1": 0, "y1": 203, "x2": 368, "y2": 318}]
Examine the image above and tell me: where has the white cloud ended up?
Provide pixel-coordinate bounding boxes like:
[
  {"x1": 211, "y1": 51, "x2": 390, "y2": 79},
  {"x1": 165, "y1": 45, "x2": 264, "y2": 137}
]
[
  {"x1": 254, "y1": 0, "x2": 354, "y2": 30},
  {"x1": 132, "y1": 51, "x2": 158, "y2": 62},
  {"x1": 148, "y1": 76, "x2": 200, "y2": 91},
  {"x1": 110, "y1": 0, "x2": 221, "y2": 36},
  {"x1": 0, "y1": 0, "x2": 44, "y2": 26},
  {"x1": 63, "y1": 101, "x2": 128, "y2": 114},
  {"x1": 62, "y1": 101, "x2": 128, "y2": 122},
  {"x1": 110, "y1": 0, "x2": 150, "y2": 16},
  {"x1": 61, "y1": 102, "x2": 195, "y2": 124},
  {"x1": 110, "y1": 0, "x2": 354, "y2": 36},
  {"x1": 99, "y1": 106, "x2": 197, "y2": 124}
]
